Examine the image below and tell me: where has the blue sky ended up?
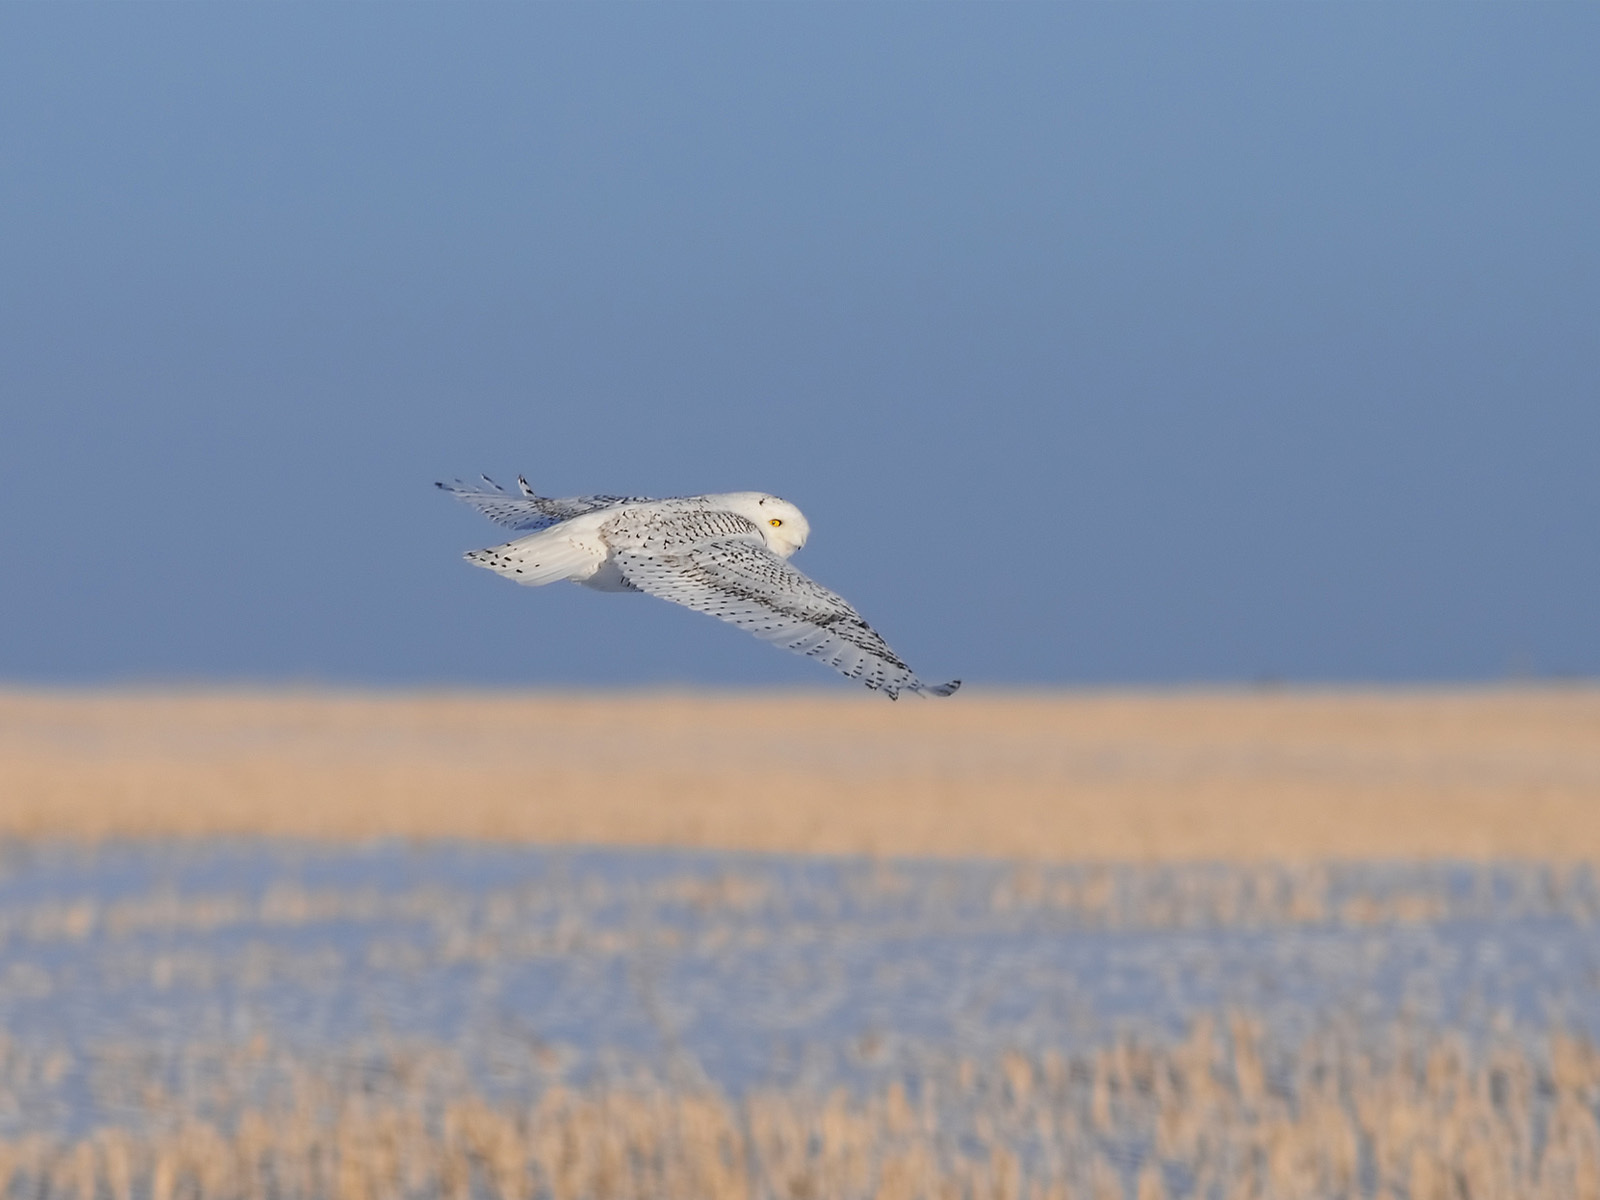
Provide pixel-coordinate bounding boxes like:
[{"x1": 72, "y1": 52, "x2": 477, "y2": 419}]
[{"x1": 1, "y1": 3, "x2": 1595, "y2": 688}]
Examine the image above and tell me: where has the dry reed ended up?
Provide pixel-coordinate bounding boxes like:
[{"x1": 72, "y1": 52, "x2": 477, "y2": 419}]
[
  {"x1": 5, "y1": 687, "x2": 1598, "y2": 1196},
  {"x1": 3, "y1": 1020, "x2": 1598, "y2": 1200},
  {"x1": 2, "y1": 861, "x2": 1596, "y2": 960}
]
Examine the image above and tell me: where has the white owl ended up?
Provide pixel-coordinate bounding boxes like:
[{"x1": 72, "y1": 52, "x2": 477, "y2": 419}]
[{"x1": 439, "y1": 477, "x2": 959, "y2": 699}]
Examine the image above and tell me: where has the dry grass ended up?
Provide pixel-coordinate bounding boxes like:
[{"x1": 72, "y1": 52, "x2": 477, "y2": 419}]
[
  {"x1": 7, "y1": 687, "x2": 1598, "y2": 1195},
  {"x1": 3, "y1": 860, "x2": 1594, "y2": 957},
  {"x1": 2, "y1": 687, "x2": 1599, "y2": 858},
  {"x1": 4, "y1": 1020, "x2": 1599, "y2": 1200}
]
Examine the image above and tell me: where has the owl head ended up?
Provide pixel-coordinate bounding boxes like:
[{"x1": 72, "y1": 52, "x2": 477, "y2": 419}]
[{"x1": 721, "y1": 492, "x2": 810, "y2": 558}]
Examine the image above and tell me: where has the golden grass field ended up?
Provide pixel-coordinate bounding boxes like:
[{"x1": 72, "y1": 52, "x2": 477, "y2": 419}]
[
  {"x1": 2, "y1": 686, "x2": 1598, "y2": 857},
  {"x1": 6, "y1": 1022, "x2": 1599, "y2": 1200},
  {"x1": 5, "y1": 686, "x2": 1600, "y2": 1198}
]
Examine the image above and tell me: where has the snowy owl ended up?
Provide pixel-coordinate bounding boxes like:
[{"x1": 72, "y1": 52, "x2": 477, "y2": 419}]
[{"x1": 438, "y1": 476, "x2": 960, "y2": 699}]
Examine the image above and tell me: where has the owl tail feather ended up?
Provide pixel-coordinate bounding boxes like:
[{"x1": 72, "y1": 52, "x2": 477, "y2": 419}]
[{"x1": 464, "y1": 532, "x2": 604, "y2": 587}]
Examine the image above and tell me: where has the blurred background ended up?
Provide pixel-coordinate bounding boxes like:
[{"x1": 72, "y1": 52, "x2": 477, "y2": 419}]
[{"x1": 3, "y1": 3, "x2": 1595, "y2": 690}]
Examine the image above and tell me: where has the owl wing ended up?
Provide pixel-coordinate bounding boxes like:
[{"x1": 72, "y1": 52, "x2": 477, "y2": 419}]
[
  {"x1": 438, "y1": 476, "x2": 650, "y2": 532},
  {"x1": 607, "y1": 513, "x2": 958, "y2": 699}
]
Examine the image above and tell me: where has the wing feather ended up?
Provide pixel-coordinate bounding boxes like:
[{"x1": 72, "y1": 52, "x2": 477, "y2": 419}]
[
  {"x1": 437, "y1": 477, "x2": 650, "y2": 532},
  {"x1": 607, "y1": 515, "x2": 958, "y2": 698}
]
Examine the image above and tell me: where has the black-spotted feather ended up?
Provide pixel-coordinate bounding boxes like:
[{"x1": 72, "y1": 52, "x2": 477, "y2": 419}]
[
  {"x1": 606, "y1": 517, "x2": 953, "y2": 698},
  {"x1": 437, "y1": 477, "x2": 650, "y2": 532}
]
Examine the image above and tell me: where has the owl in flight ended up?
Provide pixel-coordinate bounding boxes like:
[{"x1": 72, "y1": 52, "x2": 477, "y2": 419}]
[{"x1": 438, "y1": 477, "x2": 959, "y2": 699}]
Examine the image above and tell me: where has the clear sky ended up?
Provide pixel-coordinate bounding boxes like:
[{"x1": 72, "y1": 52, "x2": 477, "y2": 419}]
[{"x1": 2, "y1": 4, "x2": 1595, "y2": 689}]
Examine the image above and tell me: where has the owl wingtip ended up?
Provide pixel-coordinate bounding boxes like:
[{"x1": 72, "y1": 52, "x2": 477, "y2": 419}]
[{"x1": 883, "y1": 678, "x2": 961, "y2": 699}]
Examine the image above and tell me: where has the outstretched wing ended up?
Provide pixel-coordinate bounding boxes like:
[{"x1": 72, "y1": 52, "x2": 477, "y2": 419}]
[
  {"x1": 607, "y1": 515, "x2": 958, "y2": 699},
  {"x1": 437, "y1": 476, "x2": 650, "y2": 532}
]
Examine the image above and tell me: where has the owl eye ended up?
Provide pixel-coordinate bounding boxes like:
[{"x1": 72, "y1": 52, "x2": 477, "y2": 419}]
[{"x1": 769, "y1": 518, "x2": 783, "y2": 527}]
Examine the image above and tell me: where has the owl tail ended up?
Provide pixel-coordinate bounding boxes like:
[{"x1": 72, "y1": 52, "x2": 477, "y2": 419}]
[{"x1": 464, "y1": 531, "x2": 605, "y2": 587}]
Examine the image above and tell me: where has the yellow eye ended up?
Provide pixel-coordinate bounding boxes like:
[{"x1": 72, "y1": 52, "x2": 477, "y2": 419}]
[{"x1": 769, "y1": 518, "x2": 783, "y2": 527}]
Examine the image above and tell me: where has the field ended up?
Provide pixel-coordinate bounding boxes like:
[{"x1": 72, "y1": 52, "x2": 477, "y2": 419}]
[
  {"x1": 5, "y1": 687, "x2": 1600, "y2": 857},
  {"x1": 1, "y1": 687, "x2": 1599, "y2": 1198}
]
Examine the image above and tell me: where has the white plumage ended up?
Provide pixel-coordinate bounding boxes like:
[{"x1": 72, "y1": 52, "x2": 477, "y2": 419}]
[{"x1": 438, "y1": 476, "x2": 959, "y2": 699}]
